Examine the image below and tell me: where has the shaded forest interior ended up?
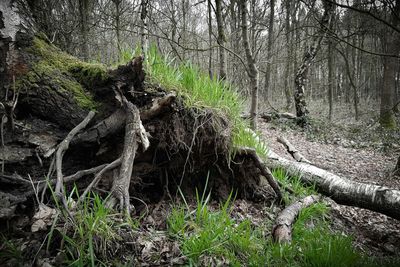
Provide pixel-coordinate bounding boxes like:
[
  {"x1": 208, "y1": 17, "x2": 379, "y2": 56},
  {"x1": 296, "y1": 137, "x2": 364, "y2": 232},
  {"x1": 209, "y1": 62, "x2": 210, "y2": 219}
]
[{"x1": 1, "y1": 0, "x2": 400, "y2": 266}]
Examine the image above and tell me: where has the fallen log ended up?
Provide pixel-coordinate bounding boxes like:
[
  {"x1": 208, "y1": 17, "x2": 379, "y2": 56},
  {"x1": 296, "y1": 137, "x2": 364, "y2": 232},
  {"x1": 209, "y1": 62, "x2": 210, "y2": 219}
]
[
  {"x1": 267, "y1": 150, "x2": 400, "y2": 220},
  {"x1": 277, "y1": 136, "x2": 311, "y2": 164},
  {"x1": 272, "y1": 195, "x2": 320, "y2": 243}
]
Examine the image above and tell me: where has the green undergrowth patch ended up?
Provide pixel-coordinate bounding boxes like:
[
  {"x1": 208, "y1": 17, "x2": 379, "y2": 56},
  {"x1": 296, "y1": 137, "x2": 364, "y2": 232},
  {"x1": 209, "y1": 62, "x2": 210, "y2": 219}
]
[
  {"x1": 48, "y1": 187, "x2": 138, "y2": 266},
  {"x1": 167, "y1": 188, "x2": 389, "y2": 267},
  {"x1": 144, "y1": 46, "x2": 267, "y2": 158},
  {"x1": 16, "y1": 36, "x2": 107, "y2": 110}
]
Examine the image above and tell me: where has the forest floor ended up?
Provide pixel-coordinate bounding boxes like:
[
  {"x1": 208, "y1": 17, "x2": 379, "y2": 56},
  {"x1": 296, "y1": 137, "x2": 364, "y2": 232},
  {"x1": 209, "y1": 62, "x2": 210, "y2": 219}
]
[{"x1": 258, "y1": 117, "x2": 400, "y2": 257}]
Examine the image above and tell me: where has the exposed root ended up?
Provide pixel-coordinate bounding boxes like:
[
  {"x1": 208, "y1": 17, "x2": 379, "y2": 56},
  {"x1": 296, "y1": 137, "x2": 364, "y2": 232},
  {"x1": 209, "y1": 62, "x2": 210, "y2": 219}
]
[
  {"x1": 236, "y1": 147, "x2": 283, "y2": 203},
  {"x1": 106, "y1": 96, "x2": 149, "y2": 215},
  {"x1": 55, "y1": 111, "x2": 95, "y2": 196}
]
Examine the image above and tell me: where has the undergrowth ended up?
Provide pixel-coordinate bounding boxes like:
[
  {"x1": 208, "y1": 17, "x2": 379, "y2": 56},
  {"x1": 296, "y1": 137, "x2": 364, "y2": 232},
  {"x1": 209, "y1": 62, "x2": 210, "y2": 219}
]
[
  {"x1": 48, "y1": 187, "x2": 137, "y2": 266},
  {"x1": 167, "y1": 186, "x2": 396, "y2": 267}
]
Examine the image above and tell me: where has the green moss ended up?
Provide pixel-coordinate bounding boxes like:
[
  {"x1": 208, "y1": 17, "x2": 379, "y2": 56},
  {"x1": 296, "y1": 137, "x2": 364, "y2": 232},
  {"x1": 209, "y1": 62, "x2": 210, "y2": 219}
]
[{"x1": 16, "y1": 36, "x2": 105, "y2": 110}]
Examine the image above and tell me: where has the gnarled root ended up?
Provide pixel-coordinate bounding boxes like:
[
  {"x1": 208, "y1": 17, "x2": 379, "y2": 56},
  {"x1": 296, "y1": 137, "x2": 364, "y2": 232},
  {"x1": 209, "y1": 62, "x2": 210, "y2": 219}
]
[{"x1": 106, "y1": 99, "x2": 149, "y2": 215}]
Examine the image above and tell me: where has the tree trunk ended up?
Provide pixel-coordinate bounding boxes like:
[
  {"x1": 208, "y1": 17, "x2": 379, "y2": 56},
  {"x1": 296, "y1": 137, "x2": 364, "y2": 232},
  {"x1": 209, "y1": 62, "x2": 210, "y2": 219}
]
[
  {"x1": 328, "y1": 35, "x2": 334, "y2": 121},
  {"x1": 267, "y1": 151, "x2": 400, "y2": 220},
  {"x1": 207, "y1": 0, "x2": 213, "y2": 78},
  {"x1": 78, "y1": 0, "x2": 90, "y2": 60},
  {"x1": 294, "y1": 0, "x2": 334, "y2": 124},
  {"x1": 380, "y1": 0, "x2": 400, "y2": 128},
  {"x1": 264, "y1": 0, "x2": 275, "y2": 106},
  {"x1": 215, "y1": 0, "x2": 227, "y2": 80},
  {"x1": 140, "y1": 0, "x2": 149, "y2": 56},
  {"x1": 240, "y1": 0, "x2": 259, "y2": 130}
]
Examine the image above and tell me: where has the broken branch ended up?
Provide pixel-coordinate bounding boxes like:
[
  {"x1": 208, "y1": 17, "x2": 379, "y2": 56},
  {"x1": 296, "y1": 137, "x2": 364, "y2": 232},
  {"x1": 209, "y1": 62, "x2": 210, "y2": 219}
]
[
  {"x1": 277, "y1": 136, "x2": 311, "y2": 164},
  {"x1": 272, "y1": 195, "x2": 320, "y2": 243}
]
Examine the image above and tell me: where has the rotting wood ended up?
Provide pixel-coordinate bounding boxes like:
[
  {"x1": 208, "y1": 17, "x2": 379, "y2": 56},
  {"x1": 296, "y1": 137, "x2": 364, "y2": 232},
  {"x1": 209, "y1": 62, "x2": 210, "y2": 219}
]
[
  {"x1": 237, "y1": 147, "x2": 283, "y2": 203},
  {"x1": 55, "y1": 111, "x2": 95, "y2": 196},
  {"x1": 267, "y1": 150, "x2": 400, "y2": 220},
  {"x1": 272, "y1": 195, "x2": 320, "y2": 243},
  {"x1": 277, "y1": 136, "x2": 311, "y2": 164}
]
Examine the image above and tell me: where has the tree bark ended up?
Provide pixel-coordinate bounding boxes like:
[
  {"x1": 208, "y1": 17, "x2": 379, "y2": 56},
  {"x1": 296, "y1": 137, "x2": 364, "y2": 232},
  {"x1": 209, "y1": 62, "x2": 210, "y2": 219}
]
[
  {"x1": 264, "y1": 0, "x2": 275, "y2": 106},
  {"x1": 380, "y1": 0, "x2": 399, "y2": 128},
  {"x1": 294, "y1": 0, "x2": 334, "y2": 124},
  {"x1": 272, "y1": 195, "x2": 320, "y2": 243},
  {"x1": 267, "y1": 151, "x2": 400, "y2": 220},
  {"x1": 215, "y1": 0, "x2": 227, "y2": 80},
  {"x1": 240, "y1": 0, "x2": 259, "y2": 130},
  {"x1": 78, "y1": 0, "x2": 90, "y2": 60},
  {"x1": 140, "y1": 0, "x2": 149, "y2": 56}
]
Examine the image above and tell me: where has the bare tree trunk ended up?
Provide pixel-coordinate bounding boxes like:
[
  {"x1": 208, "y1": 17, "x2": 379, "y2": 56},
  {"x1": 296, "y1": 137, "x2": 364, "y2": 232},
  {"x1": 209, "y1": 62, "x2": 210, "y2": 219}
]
[
  {"x1": 380, "y1": 0, "x2": 399, "y2": 128},
  {"x1": 240, "y1": 0, "x2": 259, "y2": 130},
  {"x1": 207, "y1": 0, "x2": 213, "y2": 78},
  {"x1": 112, "y1": 0, "x2": 122, "y2": 55},
  {"x1": 78, "y1": 0, "x2": 90, "y2": 60},
  {"x1": 264, "y1": 0, "x2": 275, "y2": 106},
  {"x1": 283, "y1": 0, "x2": 292, "y2": 110},
  {"x1": 328, "y1": 35, "x2": 334, "y2": 121},
  {"x1": 215, "y1": 0, "x2": 227, "y2": 80},
  {"x1": 294, "y1": 0, "x2": 334, "y2": 123},
  {"x1": 140, "y1": 0, "x2": 149, "y2": 56}
]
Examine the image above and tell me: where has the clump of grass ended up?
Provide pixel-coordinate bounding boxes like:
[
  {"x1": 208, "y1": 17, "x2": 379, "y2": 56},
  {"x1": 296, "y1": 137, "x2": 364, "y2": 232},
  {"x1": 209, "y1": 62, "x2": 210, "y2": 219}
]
[
  {"x1": 48, "y1": 188, "x2": 137, "y2": 266},
  {"x1": 145, "y1": 46, "x2": 267, "y2": 158}
]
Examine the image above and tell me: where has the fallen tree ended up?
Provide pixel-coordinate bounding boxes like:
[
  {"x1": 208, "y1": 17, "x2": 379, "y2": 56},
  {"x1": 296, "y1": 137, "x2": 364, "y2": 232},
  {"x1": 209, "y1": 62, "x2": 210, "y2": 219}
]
[
  {"x1": 267, "y1": 150, "x2": 400, "y2": 220},
  {"x1": 0, "y1": 0, "x2": 282, "y2": 223}
]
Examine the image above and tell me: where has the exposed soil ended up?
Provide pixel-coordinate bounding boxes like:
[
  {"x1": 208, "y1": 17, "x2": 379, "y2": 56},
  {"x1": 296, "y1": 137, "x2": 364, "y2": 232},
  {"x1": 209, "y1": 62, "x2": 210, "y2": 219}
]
[{"x1": 258, "y1": 118, "x2": 400, "y2": 257}]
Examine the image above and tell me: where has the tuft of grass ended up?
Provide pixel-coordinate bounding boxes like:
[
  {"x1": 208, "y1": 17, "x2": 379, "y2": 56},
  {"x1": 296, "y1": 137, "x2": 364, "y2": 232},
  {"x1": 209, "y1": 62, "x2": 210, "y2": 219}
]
[
  {"x1": 145, "y1": 46, "x2": 267, "y2": 158},
  {"x1": 54, "y1": 190, "x2": 137, "y2": 266}
]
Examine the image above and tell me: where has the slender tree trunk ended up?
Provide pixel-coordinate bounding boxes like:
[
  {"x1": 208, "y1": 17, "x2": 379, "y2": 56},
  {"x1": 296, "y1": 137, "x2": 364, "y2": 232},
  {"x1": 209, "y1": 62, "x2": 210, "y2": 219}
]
[
  {"x1": 240, "y1": 0, "x2": 259, "y2": 130},
  {"x1": 264, "y1": 0, "x2": 275, "y2": 105},
  {"x1": 78, "y1": 0, "x2": 90, "y2": 60},
  {"x1": 207, "y1": 0, "x2": 213, "y2": 78},
  {"x1": 215, "y1": 0, "x2": 227, "y2": 80},
  {"x1": 112, "y1": 0, "x2": 122, "y2": 55},
  {"x1": 140, "y1": 0, "x2": 149, "y2": 56},
  {"x1": 380, "y1": 0, "x2": 400, "y2": 128},
  {"x1": 282, "y1": 0, "x2": 292, "y2": 110},
  {"x1": 328, "y1": 36, "x2": 334, "y2": 120},
  {"x1": 294, "y1": 0, "x2": 334, "y2": 123}
]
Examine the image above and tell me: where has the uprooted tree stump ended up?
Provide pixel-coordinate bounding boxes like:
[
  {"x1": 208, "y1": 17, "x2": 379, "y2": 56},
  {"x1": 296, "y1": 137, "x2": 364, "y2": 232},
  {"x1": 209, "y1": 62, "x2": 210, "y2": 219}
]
[{"x1": 0, "y1": 1, "x2": 282, "y2": 223}]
